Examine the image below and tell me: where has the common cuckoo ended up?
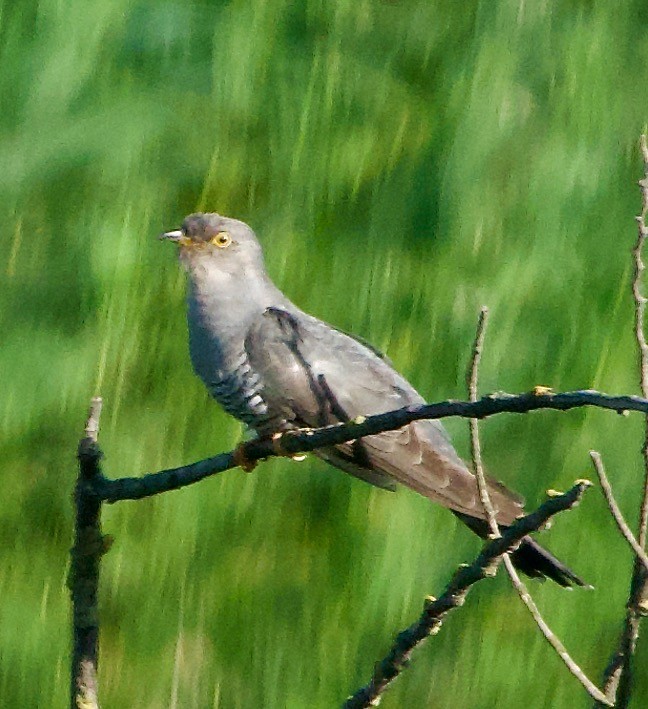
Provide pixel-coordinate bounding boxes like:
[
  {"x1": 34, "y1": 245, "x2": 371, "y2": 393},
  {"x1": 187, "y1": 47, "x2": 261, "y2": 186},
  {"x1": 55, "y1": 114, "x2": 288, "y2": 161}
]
[{"x1": 161, "y1": 212, "x2": 586, "y2": 587}]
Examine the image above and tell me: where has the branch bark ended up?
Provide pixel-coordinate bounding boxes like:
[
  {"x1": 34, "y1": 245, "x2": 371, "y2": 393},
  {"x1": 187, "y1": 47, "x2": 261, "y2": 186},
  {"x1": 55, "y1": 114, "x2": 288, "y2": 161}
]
[{"x1": 342, "y1": 481, "x2": 591, "y2": 709}]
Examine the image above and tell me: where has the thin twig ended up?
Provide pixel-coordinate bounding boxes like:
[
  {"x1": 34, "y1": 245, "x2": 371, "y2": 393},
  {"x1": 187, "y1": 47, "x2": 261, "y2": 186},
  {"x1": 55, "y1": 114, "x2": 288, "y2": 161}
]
[
  {"x1": 502, "y1": 556, "x2": 610, "y2": 705},
  {"x1": 467, "y1": 306, "x2": 499, "y2": 536},
  {"x1": 466, "y1": 313, "x2": 608, "y2": 705},
  {"x1": 598, "y1": 134, "x2": 648, "y2": 708},
  {"x1": 96, "y1": 389, "x2": 648, "y2": 503},
  {"x1": 342, "y1": 482, "x2": 592, "y2": 709},
  {"x1": 590, "y1": 451, "x2": 648, "y2": 573}
]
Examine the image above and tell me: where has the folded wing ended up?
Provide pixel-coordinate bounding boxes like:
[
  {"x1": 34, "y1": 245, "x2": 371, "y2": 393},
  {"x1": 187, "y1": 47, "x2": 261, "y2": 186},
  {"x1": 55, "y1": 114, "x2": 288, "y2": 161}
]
[{"x1": 245, "y1": 307, "x2": 524, "y2": 525}]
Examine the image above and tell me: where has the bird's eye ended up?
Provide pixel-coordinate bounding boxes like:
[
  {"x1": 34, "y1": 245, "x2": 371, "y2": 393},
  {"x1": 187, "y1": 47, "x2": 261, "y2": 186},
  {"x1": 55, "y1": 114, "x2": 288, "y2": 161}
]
[{"x1": 211, "y1": 231, "x2": 232, "y2": 248}]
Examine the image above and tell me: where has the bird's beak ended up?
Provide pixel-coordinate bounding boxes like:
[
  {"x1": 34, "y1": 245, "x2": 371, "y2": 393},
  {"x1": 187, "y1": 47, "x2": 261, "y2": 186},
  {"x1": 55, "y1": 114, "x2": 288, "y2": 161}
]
[{"x1": 159, "y1": 229, "x2": 189, "y2": 245}]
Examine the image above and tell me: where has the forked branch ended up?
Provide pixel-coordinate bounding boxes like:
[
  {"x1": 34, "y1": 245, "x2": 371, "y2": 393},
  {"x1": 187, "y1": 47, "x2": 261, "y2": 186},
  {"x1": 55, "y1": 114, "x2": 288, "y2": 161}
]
[{"x1": 342, "y1": 482, "x2": 591, "y2": 709}]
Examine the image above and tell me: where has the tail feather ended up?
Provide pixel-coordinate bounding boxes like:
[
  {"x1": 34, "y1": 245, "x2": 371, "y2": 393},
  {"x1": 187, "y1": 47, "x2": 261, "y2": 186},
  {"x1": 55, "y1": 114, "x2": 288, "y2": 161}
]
[
  {"x1": 511, "y1": 536, "x2": 588, "y2": 588},
  {"x1": 453, "y1": 511, "x2": 589, "y2": 588}
]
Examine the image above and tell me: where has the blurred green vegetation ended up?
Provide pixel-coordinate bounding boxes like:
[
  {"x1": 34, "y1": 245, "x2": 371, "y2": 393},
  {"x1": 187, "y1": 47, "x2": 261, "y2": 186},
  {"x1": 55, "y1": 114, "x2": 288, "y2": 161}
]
[{"x1": 1, "y1": 0, "x2": 648, "y2": 706}]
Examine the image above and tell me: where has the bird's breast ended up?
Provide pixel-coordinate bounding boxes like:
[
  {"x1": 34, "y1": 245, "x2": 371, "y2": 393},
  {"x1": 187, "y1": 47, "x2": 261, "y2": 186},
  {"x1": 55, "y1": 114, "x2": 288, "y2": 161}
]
[
  {"x1": 185, "y1": 301, "x2": 280, "y2": 428},
  {"x1": 207, "y1": 352, "x2": 271, "y2": 426}
]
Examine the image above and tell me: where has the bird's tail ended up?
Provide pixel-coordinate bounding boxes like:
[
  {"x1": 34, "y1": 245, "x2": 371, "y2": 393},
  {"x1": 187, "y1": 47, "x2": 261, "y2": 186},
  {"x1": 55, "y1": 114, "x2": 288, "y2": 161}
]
[
  {"x1": 453, "y1": 512, "x2": 588, "y2": 588},
  {"x1": 510, "y1": 536, "x2": 589, "y2": 588}
]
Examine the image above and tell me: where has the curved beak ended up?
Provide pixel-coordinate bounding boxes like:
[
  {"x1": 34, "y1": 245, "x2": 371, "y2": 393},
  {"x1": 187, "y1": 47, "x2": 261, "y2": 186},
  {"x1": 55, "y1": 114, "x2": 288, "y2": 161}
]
[{"x1": 159, "y1": 229, "x2": 185, "y2": 243}]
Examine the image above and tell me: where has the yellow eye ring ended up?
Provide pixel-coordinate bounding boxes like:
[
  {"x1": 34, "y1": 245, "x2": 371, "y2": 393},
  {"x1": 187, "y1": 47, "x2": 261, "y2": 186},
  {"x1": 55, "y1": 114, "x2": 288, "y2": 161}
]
[{"x1": 211, "y1": 231, "x2": 232, "y2": 248}]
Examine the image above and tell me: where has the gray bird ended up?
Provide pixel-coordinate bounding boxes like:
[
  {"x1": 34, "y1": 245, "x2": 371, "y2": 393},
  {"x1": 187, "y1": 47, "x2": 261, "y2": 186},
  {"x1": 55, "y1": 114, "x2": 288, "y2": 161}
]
[{"x1": 161, "y1": 212, "x2": 586, "y2": 587}]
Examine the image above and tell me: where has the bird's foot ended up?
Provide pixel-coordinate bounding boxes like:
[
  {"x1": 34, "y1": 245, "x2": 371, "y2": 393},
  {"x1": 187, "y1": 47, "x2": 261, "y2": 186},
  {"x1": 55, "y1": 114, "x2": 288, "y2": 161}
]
[
  {"x1": 272, "y1": 431, "x2": 307, "y2": 462},
  {"x1": 531, "y1": 385, "x2": 554, "y2": 396},
  {"x1": 233, "y1": 443, "x2": 258, "y2": 473}
]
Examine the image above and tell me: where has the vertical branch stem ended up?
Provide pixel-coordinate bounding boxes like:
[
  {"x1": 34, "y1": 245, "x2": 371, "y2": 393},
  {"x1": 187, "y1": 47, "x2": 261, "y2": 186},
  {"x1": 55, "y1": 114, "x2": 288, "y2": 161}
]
[
  {"x1": 467, "y1": 306, "x2": 499, "y2": 537},
  {"x1": 598, "y1": 134, "x2": 648, "y2": 708},
  {"x1": 632, "y1": 134, "x2": 648, "y2": 549},
  {"x1": 70, "y1": 398, "x2": 105, "y2": 709}
]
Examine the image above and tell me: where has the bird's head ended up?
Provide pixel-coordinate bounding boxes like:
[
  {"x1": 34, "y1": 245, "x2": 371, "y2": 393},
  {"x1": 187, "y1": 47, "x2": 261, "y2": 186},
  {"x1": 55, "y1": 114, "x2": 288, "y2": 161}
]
[{"x1": 160, "y1": 212, "x2": 266, "y2": 281}]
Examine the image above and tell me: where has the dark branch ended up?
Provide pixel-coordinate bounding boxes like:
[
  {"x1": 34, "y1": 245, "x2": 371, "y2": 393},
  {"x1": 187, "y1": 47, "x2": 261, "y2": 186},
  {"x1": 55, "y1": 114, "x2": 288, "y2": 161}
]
[
  {"x1": 342, "y1": 481, "x2": 592, "y2": 709},
  {"x1": 95, "y1": 389, "x2": 648, "y2": 503},
  {"x1": 69, "y1": 397, "x2": 105, "y2": 709}
]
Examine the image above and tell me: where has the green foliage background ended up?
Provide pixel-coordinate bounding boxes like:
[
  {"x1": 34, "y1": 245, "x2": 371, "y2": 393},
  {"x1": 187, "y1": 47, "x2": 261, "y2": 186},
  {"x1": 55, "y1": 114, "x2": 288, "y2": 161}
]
[{"x1": 1, "y1": 1, "x2": 648, "y2": 706}]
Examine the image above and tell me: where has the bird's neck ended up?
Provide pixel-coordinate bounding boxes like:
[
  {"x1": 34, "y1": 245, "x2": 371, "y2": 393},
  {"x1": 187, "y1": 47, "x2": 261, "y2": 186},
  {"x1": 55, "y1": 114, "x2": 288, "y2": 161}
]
[{"x1": 186, "y1": 264, "x2": 289, "y2": 350}]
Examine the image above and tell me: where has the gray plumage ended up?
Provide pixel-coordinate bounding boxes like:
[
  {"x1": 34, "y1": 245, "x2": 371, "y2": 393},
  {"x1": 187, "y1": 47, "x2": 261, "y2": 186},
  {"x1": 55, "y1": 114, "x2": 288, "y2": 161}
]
[{"x1": 161, "y1": 212, "x2": 587, "y2": 587}]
